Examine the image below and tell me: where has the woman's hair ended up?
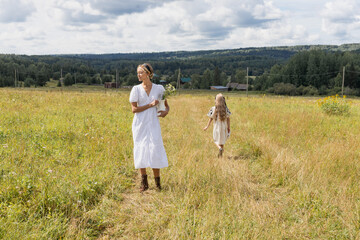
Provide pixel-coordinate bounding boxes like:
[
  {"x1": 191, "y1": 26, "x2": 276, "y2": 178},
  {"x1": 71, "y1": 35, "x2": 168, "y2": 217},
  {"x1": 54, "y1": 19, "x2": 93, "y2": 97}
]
[
  {"x1": 214, "y1": 93, "x2": 227, "y2": 121},
  {"x1": 138, "y1": 63, "x2": 154, "y2": 79}
]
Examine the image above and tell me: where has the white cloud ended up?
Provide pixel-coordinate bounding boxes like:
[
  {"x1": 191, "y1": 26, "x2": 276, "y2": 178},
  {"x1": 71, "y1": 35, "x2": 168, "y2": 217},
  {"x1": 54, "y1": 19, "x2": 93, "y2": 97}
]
[
  {"x1": 0, "y1": 0, "x2": 358, "y2": 54},
  {"x1": 321, "y1": 0, "x2": 360, "y2": 37},
  {"x1": 0, "y1": 0, "x2": 35, "y2": 22}
]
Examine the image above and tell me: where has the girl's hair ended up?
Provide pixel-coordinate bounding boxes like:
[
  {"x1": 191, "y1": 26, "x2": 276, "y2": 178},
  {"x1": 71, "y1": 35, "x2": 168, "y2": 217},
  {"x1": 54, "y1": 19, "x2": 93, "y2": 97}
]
[
  {"x1": 138, "y1": 63, "x2": 154, "y2": 79},
  {"x1": 214, "y1": 94, "x2": 227, "y2": 121}
]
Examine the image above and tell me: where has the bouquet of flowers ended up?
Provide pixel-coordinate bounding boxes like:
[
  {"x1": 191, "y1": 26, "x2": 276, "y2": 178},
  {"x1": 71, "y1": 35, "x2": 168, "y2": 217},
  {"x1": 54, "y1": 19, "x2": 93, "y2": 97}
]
[
  {"x1": 157, "y1": 84, "x2": 176, "y2": 112},
  {"x1": 160, "y1": 84, "x2": 176, "y2": 100}
]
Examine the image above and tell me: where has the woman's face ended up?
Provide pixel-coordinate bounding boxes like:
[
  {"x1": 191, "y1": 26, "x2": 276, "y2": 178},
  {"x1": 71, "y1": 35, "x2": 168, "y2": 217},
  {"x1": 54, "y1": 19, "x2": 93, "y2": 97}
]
[{"x1": 137, "y1": 67, "x2": 149, "y2": 82}]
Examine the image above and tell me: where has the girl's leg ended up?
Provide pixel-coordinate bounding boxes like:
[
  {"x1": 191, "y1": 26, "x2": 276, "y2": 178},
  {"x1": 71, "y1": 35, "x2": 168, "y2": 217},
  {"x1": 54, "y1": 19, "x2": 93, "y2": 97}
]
[
  {"x1": 152, "y1": 168, "x2": 161, "y2": 190},
  {"x1": 218, "y1": 144, "x2": 224, "y2": 157}
]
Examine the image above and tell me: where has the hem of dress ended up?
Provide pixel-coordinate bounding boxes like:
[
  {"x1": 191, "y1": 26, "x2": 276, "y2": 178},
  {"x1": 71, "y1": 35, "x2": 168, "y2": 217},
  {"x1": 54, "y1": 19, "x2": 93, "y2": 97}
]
[{"x1": 135, "y1": 165, "x2": 168, "y2": 169}]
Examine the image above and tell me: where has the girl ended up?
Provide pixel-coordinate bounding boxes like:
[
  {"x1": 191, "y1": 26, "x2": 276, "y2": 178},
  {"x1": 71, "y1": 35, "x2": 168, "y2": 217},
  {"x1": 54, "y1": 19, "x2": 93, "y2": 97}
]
[
  {"x1": 129, "y1": 63, "x2": 169, "y2": 192},
  {"x1": 203, "y1": 93, "x2": 231, "y2": 157}
]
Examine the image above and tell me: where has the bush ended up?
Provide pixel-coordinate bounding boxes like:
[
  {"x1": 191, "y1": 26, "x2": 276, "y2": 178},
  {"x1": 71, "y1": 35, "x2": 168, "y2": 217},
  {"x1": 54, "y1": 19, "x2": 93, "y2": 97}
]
[
  {"x1": 343, "y1": 87, "x2": 357, "y2": 96},
  {"x1": 318, "y1": 85, "x2": 329, "y2": 95},
  {"x1": 302, "y1": 85, "x2": 318, "y2": 96},
  {"x1": 317, "y1": 95, "x2": 350, "y2": 116},
  {"x1": 327, "y1": 87, "x2": 341, "y2": 96},
  {"x1": 24, "y1": 77, "x2": 35, "y2": 87},
  {"x1": 273, "y1": 82, "x2": 296, "y2": 95}
]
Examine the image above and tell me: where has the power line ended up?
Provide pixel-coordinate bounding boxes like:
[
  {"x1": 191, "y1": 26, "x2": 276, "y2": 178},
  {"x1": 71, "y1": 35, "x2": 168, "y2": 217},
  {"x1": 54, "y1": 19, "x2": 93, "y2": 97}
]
[
  {"x1": 346, "y1": 70, "x2": 360, "y2": 74},
  {"x1": 266, "y1": 71, "x2": 339, "y2": 77}
]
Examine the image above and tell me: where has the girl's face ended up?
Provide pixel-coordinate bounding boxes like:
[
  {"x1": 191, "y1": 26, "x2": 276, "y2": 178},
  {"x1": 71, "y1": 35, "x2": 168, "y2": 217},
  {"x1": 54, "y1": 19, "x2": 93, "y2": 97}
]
[{"x1": 137, "y1": 67, "x2": 149, "y2": 82}]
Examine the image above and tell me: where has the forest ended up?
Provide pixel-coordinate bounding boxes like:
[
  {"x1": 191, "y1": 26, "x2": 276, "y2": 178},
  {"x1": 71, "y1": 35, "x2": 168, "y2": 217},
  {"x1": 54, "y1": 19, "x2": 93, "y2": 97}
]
[{"x1": 0, "y1": 44, "x2": 360, "y2": 95}]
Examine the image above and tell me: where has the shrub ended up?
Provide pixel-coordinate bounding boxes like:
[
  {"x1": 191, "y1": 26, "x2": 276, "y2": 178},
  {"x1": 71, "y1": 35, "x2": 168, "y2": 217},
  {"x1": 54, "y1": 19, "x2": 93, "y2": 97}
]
[
  {"x1": 317, "y1": 95, "x2": 350, "y2": 116},
  {"x1": 24, "y1": 77, "x2": 35, "y2": 87},
  {"x1": 302, "y1": 85, "x2": 318, "y2": 96},
  {"x1": 273, "y1": 82, "x2": 297, "y2": 95}
]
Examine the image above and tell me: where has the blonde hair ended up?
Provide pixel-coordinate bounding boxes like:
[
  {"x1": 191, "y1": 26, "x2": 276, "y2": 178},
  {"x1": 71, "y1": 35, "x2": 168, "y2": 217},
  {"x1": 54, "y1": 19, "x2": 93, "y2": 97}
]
[
  {"x1": 214, "y1": 93, "x2": 227, "y2": 121},
  {"x1": 137, "y1": 63, "x2": 154, "y2": 79}
]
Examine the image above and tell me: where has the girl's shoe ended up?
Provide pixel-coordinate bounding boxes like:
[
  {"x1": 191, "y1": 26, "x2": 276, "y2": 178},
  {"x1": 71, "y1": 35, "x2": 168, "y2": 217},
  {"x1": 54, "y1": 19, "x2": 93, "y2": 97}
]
[
  {"x1": 218, "y1": 148, "x2": 223, "y2": 158},
  {"x1": 140, "y1": 175, "x2": 149, "y2": 192}
]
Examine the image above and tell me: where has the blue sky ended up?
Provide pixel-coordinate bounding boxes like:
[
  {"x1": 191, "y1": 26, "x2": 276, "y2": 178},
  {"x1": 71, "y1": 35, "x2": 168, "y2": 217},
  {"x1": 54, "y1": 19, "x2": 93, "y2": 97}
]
[{"x1": 0, "y1": 0, "x2": 359, "y2": 55}]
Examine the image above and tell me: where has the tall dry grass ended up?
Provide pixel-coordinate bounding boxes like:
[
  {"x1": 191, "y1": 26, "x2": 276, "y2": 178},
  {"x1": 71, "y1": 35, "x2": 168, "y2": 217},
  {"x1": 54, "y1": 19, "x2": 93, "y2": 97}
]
[{"x1": 1, "y1": 89, "x2": 360, "y2": 239}]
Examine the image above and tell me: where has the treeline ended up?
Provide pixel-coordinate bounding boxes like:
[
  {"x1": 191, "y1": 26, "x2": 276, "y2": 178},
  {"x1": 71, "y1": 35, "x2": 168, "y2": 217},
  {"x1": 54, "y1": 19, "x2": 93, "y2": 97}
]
[
  {"x1": 0, "y1": 55, "x2": 284, "y2": 88},
  {"x1": 254, "y1": 50, "x2": 360, "y2": 95},
  {"x1": 1, "y1": 45, "x2": 360, "y2": 96},
  {"x1": 0, "y1": 47, "x2": 298, "y2": 88}
]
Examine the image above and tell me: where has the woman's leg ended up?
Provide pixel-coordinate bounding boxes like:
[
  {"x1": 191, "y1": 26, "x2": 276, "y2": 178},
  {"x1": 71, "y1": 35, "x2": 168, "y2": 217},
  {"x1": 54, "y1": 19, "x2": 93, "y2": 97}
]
[
  {"x1": 152, "y1": 168, "x2": 160, "y2": 177},
  {"x1": 140, "y1": 168, "x2": 147, "y2": 175},
  {"x1": 153, "y1": 169, "x2": 161, "y2": 190},
  {"x1": 140, "y1": 168, "x2": 148, "y2": 192}
]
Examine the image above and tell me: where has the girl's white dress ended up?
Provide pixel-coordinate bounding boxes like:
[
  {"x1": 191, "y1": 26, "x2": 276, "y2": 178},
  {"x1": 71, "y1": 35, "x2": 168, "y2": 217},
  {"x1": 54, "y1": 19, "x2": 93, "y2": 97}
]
[
  {"x1": 207, "y1": 106, "x2": 231, "y2": 145},
  {"x1": 129, "y1": 84, "x2": 168, "y2": 169}
]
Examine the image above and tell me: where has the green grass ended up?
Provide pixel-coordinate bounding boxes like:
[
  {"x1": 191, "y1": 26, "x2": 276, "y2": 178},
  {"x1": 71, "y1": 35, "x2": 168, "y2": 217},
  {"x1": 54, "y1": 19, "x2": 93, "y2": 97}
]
[{"x1": 1, "y1": 88, "x2": 360, "y2": 239}]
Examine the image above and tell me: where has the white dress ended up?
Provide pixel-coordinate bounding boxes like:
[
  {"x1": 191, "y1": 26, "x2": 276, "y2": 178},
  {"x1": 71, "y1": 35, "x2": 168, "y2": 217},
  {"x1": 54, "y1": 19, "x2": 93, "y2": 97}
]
[
  {"x1": 207, "y1": 106, "x2": 231, "y2": 145},
  {"x1": 129, "y1": 84, "x2": 168, "y2": 169}
]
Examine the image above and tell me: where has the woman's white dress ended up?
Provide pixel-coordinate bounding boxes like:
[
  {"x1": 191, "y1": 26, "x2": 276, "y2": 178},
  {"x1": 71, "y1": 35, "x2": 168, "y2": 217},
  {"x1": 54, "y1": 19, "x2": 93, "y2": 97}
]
[
  {"x1": 129, "y1": 84, "x2": 168, "y2": 169},
  {"x1": 207, "y1": 106, "x2": 231, "y2": 145}
]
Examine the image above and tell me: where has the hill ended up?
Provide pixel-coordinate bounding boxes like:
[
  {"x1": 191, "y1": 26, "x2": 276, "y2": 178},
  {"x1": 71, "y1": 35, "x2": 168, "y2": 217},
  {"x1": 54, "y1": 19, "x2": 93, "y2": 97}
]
[{"x1": 60, "y1": 43, "x2": 360, "y2": 61}]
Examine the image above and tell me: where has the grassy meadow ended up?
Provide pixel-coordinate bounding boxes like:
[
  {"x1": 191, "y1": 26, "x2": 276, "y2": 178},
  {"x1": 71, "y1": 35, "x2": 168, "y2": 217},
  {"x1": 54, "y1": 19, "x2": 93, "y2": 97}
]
[{"x1": 0, "y1": 88, "x2": 360, "y2": 239}]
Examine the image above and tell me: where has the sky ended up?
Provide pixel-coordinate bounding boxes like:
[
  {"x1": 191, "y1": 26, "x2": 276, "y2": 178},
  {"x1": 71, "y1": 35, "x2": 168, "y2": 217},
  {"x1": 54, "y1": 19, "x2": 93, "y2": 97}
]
[{"x1": 0, "y1": 0, "x2": 359, "y2": 55}]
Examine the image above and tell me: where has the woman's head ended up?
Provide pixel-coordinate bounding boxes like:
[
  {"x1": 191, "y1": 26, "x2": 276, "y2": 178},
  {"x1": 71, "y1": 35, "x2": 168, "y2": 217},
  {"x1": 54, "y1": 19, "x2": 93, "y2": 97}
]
[
  {"x1": 215, "y1": 93, "x2": 227, "y2": 121},
  {"x1": 137, "y1": 63, "x2": 154, "y2": 82}
]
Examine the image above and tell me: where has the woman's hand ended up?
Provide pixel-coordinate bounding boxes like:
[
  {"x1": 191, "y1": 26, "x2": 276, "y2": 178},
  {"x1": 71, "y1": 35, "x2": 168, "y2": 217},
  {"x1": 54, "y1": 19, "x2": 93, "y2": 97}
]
[
  {"x1": 150, "y1": 100, "x2": 159, "y2": 107},
  {"x1": 157, "y1": 110, "x2": 168, "y2": 118},
  {"x1": 203, "y1": 126, "x2": 209, "y2": 131}
]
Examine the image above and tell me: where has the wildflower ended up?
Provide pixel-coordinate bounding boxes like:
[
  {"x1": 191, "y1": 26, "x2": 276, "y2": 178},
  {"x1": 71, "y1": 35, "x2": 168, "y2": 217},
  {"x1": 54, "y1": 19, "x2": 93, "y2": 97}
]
[{"x1": 318, "y1": 95, "x2": 350, "y2": 116}]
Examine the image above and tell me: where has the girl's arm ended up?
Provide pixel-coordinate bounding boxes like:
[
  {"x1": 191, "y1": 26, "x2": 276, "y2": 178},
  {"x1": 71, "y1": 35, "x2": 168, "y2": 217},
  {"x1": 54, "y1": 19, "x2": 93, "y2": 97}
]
[
  {"x1": 131, "y1": 100, "x2": 158, "y2": 113},
  {"x1": 227, "y1": 117, "x2": 230, "y2": 132},
  {"x1": 158, "y1": 99, "x2": 170, "y2": 118},
  {"x1": 203, "y1": 118, "x2": 213, "y2": 131}
]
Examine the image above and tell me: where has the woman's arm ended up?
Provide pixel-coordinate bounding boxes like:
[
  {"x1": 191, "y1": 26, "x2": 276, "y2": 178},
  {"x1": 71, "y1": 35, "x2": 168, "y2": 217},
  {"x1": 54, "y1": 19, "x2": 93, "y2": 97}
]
[
  {"x1": 158, "y1": 99, "x2": 170, "y2": 118},
  {"x1": 203, "y1": 118, "x2": 213, "y2": 131},
  {"x1": 227, "y1": 117, "x2": 230, "y2": 132},
  {"x1": 131, "y1": 100, "x2": 158, "y2": 113}
]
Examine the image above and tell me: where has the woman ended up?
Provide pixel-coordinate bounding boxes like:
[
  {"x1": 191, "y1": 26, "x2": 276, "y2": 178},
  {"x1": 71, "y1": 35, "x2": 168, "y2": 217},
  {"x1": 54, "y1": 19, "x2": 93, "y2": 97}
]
[{"x1": 129, "y1": 63, "x2": 169, "y2": 192}]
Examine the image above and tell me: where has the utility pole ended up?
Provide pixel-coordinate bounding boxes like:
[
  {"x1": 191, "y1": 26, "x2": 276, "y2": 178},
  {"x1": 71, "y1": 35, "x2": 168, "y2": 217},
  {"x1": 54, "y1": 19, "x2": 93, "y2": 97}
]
[
  {"x1": 342, "y1": 66, "x2": 345, "y2": 96},
  {"x1": 116, "y1": 69, "x2": 119, "y2": 88},
  {"x1": 177, "y1": 68, "x2": 181, "y2": 89},
  {"x1": 14, "y1": 69, "x2": 17, "y2": 87},
  {"x1": 246, "y1": 67, "x2": 249, "y2": 97},
  {"x1": 60, "y1": 68, "x2": 63, "y2": 87}
]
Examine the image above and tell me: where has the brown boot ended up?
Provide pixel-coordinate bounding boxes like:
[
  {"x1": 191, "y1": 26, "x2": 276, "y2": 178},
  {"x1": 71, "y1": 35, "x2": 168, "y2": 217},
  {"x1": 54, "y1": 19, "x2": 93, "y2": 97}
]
[
  {"x1": 154, "y1": 177, "x2": 161, "y2": 190},
  {"x1": 140, "y1": 175, "x2": 149, "y2": 192}
]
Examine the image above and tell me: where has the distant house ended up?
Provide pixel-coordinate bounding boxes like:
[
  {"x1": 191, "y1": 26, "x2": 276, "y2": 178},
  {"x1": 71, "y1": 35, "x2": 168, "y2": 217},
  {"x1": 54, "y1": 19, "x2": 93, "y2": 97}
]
[
  {"x1": 180, "y1": 77, "x2": 191, "y2": 84},
  {"x1": 159, "y1": 80, "x2": 167, "y2": 85},
  {"x1": 226, "y1": 82, "x2": 247, "y2": 90},
  {"x1": 104, "y1": 82, "x2": 120, "y2": 88},
  {"x1": 210, "y1": 86, "x2": 229, "y2": 91}
]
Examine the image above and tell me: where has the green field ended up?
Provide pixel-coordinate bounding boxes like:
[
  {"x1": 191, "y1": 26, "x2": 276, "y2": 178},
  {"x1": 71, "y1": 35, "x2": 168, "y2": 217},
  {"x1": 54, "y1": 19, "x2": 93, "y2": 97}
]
[{"x1": 1, "y1": 88, "x2": 360, "y2": 239}]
